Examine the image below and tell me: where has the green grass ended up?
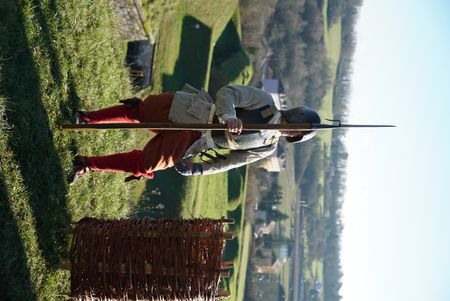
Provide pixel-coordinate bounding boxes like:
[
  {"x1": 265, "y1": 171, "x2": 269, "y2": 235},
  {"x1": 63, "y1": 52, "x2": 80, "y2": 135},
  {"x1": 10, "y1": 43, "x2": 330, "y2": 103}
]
[
  {"x1": 145, "y1": 0, "x2": 248, "y2": 93},
  {"x1": 208, "y1": 19, "x2": 253, "y2": 96},
  {"x1": 228, "y1": 168, "x2": 245, "y2": 211},
  {"x1": 142, "y1": 4, "x2": 253, "y2": 298},
  {"x1": 292, "y1": 2, "x2": 341, "y2": 300},
  {"x1": 280, "y1": 258, "x2": 293, "y2": 301},
  {"x1": 315, "y1": 0, "x2": 343, "y2": 220},
  {"x1": 317, "y1": 0, "x2": 342, "y2": 157},
  {"x1": 0, "y1": 0, "x2": 141, "y2": 299},
  {"x1": 226, "y1": 167, "x2": 249, "y2": 301},
  {"x1": 303, "y1": 259, "x2": 324, "y2": 300},
  {"x1": 181, "y1": 174, "x2": 229, "y2": 218},
  {"x1": 140, "y1": 0, "x2": 179, "y2": 43},
  {"x1": 162, "y1": 15, "x2": 212, "y2": 91},
  {"x1": 278, "y1": 143, "x2": 299, "y2": 232},
  {"x1": 277, "y1": 143, "x2": 298, "y2": 301},
  {"x1": 235, "y1": 222, "x2": 252, "y2": 301},
  {"x1": 1, "y1": 0, "x2": 253, "y2": 299},
  {"x1": 302, "y1": 231, "x2": 324, "y2": 301}
]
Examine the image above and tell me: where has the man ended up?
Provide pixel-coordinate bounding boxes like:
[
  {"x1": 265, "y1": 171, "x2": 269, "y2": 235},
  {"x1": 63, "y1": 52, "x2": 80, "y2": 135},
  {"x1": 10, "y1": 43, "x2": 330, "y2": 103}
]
[{"x1": 69, "y1": 84, "x2": 320, "y2": 184}]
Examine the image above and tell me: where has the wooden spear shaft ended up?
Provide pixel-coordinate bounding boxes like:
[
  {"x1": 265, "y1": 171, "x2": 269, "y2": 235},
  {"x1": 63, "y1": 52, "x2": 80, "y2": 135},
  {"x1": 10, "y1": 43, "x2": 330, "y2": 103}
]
[
  {"x1": 61, "y1": 122, "x2": 395, "y2": 131},
  {"x1": 61, "y1": 122, "x2": 314, "y2": 131}
]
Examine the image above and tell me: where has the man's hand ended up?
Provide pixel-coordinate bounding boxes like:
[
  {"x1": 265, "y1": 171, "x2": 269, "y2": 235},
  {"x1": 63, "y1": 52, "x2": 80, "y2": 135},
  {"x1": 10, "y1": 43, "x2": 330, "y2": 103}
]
[
  {"x1": 175, "y1": 160, "x2": 203, "y2": 176},
  {"x1": 226, "y1": 118, "x2": 243, "y2": 135}
]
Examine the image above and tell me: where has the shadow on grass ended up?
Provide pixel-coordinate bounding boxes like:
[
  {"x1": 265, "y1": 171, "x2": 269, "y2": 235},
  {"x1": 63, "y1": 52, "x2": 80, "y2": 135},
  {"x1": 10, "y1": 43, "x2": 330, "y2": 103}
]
[
  {"x1": 208, "y1": 20, "x2": 252, "y2": 95},
  {"x1": 61, "y1": 72, "x2": 82, "y2": 154},
  {"x1": 134, "y1": 16, "x2": 212, "y2": 218},
  {"x1": 162, "y1": 16, "x2": 212, "y2": 91},
  {"x1": 0, "y1": 176, "x2": 37, "y2": 300},
  {"x1": 222, "y1": 236, "x2": 239, "y2": 263},
  {"x1": 134, "y1": 169, "x2": 185, "y2": 218},
  {"x1": 31, "y1": 0, "x2": 63, "y2": 87},
  {"x1": 0, "y1": 0, "x2": 71, "y2": 269},
  {"x1": 227, "y1": 205, "x2": 243, "y2": 233}
]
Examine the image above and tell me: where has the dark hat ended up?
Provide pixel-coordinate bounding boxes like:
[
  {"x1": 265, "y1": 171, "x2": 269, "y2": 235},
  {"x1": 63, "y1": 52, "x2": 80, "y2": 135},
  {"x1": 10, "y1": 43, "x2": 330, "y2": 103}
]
[{"x1": 280, "y1": 107, "x2": 321, "y2": 143}]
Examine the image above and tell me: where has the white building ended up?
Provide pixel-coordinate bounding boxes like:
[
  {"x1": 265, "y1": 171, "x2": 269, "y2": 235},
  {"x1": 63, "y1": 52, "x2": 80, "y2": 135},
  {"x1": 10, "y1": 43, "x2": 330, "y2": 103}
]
[{"x1": 259, "y1": 79, "x2": 288, "y2": 110}]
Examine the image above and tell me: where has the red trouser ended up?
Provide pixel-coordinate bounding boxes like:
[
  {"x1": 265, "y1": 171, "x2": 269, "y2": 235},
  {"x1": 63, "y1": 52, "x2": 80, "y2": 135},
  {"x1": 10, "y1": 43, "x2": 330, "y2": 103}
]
[{"x1": 84, "y1": 93, "x2": 201, "y2": 179}]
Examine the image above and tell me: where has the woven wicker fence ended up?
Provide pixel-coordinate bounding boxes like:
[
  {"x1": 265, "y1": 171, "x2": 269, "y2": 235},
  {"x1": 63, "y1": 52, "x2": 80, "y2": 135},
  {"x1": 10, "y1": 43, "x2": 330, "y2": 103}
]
[{"x1": 70, "y1": 217, "x2": 233, "y2": 301}]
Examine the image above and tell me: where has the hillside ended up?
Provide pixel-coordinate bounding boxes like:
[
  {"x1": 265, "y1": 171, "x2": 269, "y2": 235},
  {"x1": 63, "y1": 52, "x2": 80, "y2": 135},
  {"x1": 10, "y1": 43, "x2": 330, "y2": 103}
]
[{"x1": 239, "y1": 0, "x2": 362, "y2": 301}]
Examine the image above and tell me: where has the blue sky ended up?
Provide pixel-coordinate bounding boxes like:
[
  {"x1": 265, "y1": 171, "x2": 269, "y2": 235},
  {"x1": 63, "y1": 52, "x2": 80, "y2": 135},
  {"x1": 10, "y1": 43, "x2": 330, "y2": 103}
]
[{"x1": 341, "y1": 1, "x2": 450, "y2": 300}]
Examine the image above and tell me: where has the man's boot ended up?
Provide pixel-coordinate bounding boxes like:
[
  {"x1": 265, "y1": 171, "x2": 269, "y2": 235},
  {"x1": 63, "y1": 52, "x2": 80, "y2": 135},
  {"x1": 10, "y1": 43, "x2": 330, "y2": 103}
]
[
  {"x1": 68, "y1": 156, "x2": 89, "y2": 185},
  {"x1": 71, "y1": 111, "x2": 88, "y2": 124}
]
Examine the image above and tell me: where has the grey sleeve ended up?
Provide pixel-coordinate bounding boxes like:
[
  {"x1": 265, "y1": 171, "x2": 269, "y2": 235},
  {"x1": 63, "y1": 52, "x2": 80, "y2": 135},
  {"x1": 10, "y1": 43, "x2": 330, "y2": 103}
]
[
  {"x1": 200, "y1": 145, "x2": 276, "y2": 175},
  {"x1": 214, "y1": 85, "x2": 273, "y2": 123}
]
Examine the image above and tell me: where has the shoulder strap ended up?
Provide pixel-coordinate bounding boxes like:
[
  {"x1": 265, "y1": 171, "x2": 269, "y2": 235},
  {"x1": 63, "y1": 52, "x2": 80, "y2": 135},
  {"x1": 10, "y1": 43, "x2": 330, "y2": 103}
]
[{"x1": 260, "y1": 106, "x2": 278, "y2": 119}]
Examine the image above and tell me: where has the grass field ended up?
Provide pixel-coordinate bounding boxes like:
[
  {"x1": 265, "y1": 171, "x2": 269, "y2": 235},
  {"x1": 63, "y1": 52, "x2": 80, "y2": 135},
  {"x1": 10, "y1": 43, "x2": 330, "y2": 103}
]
[
  {"x1": 298, "y1": 2, "x2": 343, "y2": 300},
  {"x1": 1, "y1": 0, "x2": 252, "y2": 299},
  {"x1": 0, "y1": 0, "x2": 139, "y2": 298},
  {"x1": 312, "y1": 0, "x2": 343, "y2": 218},
  {"x1": 208, "y1": 17, "x2": 253, "y2": 96},
  {"x1": 146, "y1": 0, "x2": 242, "y2": 93},
  {"x1": 277, "y1": 143, "x2": 299, "y2": 301},
  {"x1": 283, "y1": 1, "x2": 342, "y2": 300},
  {"x1": 275, "y1": 6, "x2": 341, "y2": 287},
  {"x1": 235, "y1": 222, "x2": 252, "y2": 301},
  {"x1": 317, "y1": 0, "x2": 342, "y2": 157}
]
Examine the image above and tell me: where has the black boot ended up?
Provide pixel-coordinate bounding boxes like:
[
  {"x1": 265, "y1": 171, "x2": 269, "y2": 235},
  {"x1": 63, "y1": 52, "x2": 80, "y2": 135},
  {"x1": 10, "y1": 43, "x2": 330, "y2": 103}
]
[
  {"x1": 119, "y1": 97, "x2": 140, "y2": 108},
  {"x1": 71, "y1": 111, "x2": 88, "y2": 124},
  {"x1": 68, "y1": 156, "x2": 89, "y2": 185}
]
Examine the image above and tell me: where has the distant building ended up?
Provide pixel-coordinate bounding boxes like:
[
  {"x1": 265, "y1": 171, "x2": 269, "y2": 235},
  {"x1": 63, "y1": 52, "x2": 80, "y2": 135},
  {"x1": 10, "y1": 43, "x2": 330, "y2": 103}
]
[
  {"x1": 256, "y1": 66, "x2": 288, "y2": 173},
  {"x1": 259, "y1": 79, "x2": 288, "y2": 110},
  {"x1": 254, "y1": 220, "x2": 277, "y2": 238},
  {"x1": 258, "y1": 62, "x2": 288, "y2": 109},
  {"x1": 254, "y1": 254, "x2": 283, "y2": 275},
  {"x1": 253, "y1": 247, "x2": 282, "y2": 274}
]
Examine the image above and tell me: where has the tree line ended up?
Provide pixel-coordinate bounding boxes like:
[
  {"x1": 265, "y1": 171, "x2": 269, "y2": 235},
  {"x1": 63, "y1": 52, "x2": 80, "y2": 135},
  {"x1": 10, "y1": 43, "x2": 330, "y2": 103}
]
[
  {"x1": 266, "y1": 0, "x2": 330, "y2": 110},
  {"x1": 239, "y1": 0, "x2": 329, "y2": 110},
  {"x1": 240, "y1": 1, "x2": 363, "y2": 300}
]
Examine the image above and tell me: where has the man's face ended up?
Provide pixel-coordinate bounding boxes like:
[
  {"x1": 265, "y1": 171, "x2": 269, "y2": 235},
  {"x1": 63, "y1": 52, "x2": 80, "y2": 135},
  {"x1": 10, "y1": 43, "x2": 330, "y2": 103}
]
[
  {"x1": 280, "y1": 130, "x2": 303, "y2": 138},
  {"x1": 281, "y1": 131, "x2": 302, "y2": 137}
]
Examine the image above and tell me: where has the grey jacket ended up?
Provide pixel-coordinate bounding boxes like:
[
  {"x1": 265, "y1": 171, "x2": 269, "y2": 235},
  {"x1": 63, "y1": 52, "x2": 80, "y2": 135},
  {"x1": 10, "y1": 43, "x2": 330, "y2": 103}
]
[{"x1": 168, "y1": 84, "x2": 281, "y2": 175}]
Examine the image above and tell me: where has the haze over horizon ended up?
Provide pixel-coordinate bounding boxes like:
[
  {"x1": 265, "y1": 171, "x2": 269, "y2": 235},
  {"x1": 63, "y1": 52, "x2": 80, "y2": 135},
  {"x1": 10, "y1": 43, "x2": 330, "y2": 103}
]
[{"x1": 342, "y1": 1, "x2": 450, "y2": 301}]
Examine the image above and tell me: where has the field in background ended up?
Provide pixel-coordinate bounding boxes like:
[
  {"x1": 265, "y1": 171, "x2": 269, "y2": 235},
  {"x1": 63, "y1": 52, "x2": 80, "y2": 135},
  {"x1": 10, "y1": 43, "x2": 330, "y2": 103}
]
[
  {"x1": 277, "y1": 143, "x2": 299, "y2": 301},
  {"x1": 274, "y1": 0, "x2": 342, "y2": 300},
  {"x1": 317, "y1": 0, "x2": 342, "y2": 157},
  {"x1": 300, "y1": 0, "x2": 342, "y2": 300},
  {"x1": 312, "y1": 0, "x2": 343, "y2": 217}
]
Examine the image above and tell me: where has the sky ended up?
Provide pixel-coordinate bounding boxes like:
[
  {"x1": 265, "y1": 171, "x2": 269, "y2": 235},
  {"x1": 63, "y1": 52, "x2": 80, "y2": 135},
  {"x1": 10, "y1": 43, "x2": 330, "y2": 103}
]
[{"x1": 341, "y1": 1, "x2": 450, "y2": 301}]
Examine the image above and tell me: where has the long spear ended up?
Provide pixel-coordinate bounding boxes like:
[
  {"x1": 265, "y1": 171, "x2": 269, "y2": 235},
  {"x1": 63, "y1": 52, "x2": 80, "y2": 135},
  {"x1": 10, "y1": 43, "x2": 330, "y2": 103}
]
[{"x1": 61, "y1": 122, "x2": 395, "y2": 131}]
